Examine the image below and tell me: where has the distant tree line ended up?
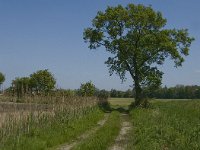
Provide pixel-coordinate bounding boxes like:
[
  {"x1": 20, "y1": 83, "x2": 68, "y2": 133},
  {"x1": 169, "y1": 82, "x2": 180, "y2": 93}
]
[
  {"x1": 109, "y1": 89, "x2": 133, "y2": 98},
  {"x1": 144, "y1": 85, "x2": 200, "y2": 99},
  {"x1": 3, "y1": 69, "x2": 200, "y2": 100},
  {"x1": 103, "y1": 85, "x2": 200, "y2": 99},
  {"x1": 95, "y1": 85, "x2": 200, "y2": 99}
]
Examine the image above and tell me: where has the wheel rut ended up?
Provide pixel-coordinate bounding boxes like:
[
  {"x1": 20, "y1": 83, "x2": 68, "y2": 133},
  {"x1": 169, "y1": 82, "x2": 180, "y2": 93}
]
[
  {"x1": 56, "y1": 113, "x2": 110, "y2": 150},
  {"x1": 109, "y1": 113, "x2": 132, "y2": 150}
]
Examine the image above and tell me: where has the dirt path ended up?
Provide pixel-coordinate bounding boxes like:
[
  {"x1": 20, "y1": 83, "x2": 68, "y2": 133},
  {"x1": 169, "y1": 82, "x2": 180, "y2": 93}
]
[
  {"x1": 56, "y1": 113, "x2": 110, "y2": 150},
  {"x1": 109, "y1": 113, "x2": 132, "y2": 150}
]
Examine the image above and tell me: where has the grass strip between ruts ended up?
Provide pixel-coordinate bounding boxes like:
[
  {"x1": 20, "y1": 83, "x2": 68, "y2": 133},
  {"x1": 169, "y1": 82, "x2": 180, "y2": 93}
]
[{"x1": 72, "y1": 111, "x2": 121, "y2": 150}]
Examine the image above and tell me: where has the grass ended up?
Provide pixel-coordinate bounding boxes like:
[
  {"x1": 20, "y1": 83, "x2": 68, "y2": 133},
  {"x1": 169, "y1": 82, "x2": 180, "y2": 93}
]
[
  {"x1": 127, "y1": 100, "x2": 200, "y2": 150},
  {"x1": 0, "y1": 96, "x2": 104, "y2": 150},
  {"x1": 108, "y1": 98, "x2": 133, "y2": 107},
  {"x1": 1, "y1": 107, "x2": 104, "y2": 150},
  {"x1": 3, "y1": 97, "x2": 200, "y2": 150},
  {"x1": 72, "y1": 111, "x2": 121, "y2": 150}
]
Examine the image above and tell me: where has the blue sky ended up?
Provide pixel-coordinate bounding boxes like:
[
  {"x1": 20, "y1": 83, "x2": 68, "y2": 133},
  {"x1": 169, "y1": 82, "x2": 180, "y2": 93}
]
[{"x1": 0, "y1": 0, "x2": 199, "y2": 90}]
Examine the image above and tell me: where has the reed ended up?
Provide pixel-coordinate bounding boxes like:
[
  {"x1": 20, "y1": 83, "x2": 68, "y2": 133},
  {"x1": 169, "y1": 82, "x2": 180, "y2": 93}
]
[{"x1": 0, "y1": 96, "x2": 103, "y2": 149}]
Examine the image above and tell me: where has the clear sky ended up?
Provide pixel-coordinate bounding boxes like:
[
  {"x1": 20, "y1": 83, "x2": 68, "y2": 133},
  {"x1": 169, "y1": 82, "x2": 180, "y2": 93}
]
[{"x1": 0, "y1": 0, "x2": 199, "y2": 90}]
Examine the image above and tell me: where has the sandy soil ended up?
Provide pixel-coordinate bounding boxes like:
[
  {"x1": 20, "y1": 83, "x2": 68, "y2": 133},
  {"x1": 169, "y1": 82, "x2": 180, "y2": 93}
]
[{"x1": 109, "y1": 113, "x2": 132, "y2": 150}]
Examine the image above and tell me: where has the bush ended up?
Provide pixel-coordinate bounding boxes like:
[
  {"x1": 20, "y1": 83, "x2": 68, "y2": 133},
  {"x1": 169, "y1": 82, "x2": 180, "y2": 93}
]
[{"x1": 79, "y1": 81, "x2": 95, "y2": 97}]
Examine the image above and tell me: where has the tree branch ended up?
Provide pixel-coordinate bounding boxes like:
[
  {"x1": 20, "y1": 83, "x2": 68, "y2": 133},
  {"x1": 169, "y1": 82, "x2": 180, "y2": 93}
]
[{"x1": 125, "y1": 61, "x2": 135, "y2": 79}]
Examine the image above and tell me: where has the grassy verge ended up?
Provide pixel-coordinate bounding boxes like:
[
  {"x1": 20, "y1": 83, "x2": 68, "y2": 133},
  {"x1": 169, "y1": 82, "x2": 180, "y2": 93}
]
[
  {"x1": 72, "y1": 111, "x2": 121, "y2": 150},
  {"x1": 1, "y1": 107, "x2": 104, "y2": 150},
  {"x1": 127, "y1": 100, "x2": 200, "y2": 150}
]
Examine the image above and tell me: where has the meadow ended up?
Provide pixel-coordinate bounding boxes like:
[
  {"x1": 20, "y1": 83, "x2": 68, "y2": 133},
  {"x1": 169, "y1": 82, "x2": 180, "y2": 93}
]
[
  {"x1": 108, "y1": 98, "x2": 133, "y2": 107},
  {"x1": 0, "y1": 96, "x2": 200, "y2": 150},
  {"x1": 127, "y1": 99, "x2": 200, "y2": 150}
]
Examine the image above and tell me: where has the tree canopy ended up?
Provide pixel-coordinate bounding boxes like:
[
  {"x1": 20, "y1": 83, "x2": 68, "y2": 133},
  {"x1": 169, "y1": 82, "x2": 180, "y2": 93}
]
[
  {"x1": 79, "y1": 81, "x2": 95, "y2": 97},
  {"x1": 10, "y1": 70, "x2": 56, "y2": 97},
  {"x1": 83, "y1": 4, "x2": 194, "y2": 106},
  {"x1": 30, "y1": 69, "x2": 56, "y2": 94}
]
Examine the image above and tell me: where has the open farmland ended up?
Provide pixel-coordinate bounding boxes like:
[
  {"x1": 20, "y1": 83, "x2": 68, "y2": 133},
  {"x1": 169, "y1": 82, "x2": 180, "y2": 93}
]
[
  {"x1": 127, "y1": 99, "x2": 200, "y2": 150},
  {"x1": 1, "y1": 96, "x2": 200, "y2": 150},
  {"x1": 0, "y1": 1, "x2": 199, "y2": 150},
  {"x1": 108, "y1": 98, "x2": 133, "y2": 107}
]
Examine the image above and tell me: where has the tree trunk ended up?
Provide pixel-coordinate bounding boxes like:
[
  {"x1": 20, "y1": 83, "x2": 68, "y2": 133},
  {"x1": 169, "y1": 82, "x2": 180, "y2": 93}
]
[{"x1": 134, "y1": 76, "x2": 142, "y2": 106}]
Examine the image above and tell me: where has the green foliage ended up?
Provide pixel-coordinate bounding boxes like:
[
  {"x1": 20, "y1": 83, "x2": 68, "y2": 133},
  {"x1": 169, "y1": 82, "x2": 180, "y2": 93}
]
[
  {"x1": 0, "y1": 72, "x2": 5, "y2": 85},
  {"x1": 10, "y1": 69, "x2": 56, "y2": 97},
  {"x1": 30, "y1": 69, "x2": 56, "y2": 94},
  {"x1": 110, "y1": 89, "x2": 133, "y2": 98},
  {"x1": 12, "y1": 77, "x2": 31, "y2": 97},
  {"x1": 73, "y1": 111, "x2": 120, "y2": 150},
  {"x1": 145, "y1": 85, "x2": 200, "y2": 99},
  {"x1": 84, "y1": 3, "x2": 194, "y2": 105},
  {"x1": 79, "y1": 81, "x2": 95, "y2": 97},
  {"x1": 96, "y1": 89, "x2": 111, "y2": 111},
  {"x1": 110, "y1": 89, "x2": 118, "y2": 97},
  {"x1": 124, "y1": 89, "x2": 133, "y2": 98},
  {"x1": 96, "y1": 89, "x2": 110, "y2": 99},
  {"x1": 127, "y1": 100, "x2": 200, "y2": 150}
]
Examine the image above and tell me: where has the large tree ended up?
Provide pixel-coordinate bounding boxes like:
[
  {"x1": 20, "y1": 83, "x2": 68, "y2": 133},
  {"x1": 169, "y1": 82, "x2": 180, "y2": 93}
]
[{"x1": 83, "y1": 4, "x2": 194, "y2": 106}]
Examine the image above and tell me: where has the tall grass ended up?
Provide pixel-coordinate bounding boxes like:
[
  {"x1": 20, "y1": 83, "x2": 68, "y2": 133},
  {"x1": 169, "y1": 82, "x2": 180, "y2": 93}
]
[
  {"x1": 0, "y1": 96, "x2": 104, "y2": 150},
  {"x1": 127, "y1": 100, "x2": 200, "y2": 150},
  {"x1": 73, "y1": 111, "x2": 121, "y2": 150}
]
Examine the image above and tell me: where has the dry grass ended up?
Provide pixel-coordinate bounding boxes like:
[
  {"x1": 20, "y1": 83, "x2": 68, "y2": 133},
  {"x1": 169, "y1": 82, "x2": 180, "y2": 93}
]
[{"x1": 0, "y1": 96, "x2": 100, "y2": 149}]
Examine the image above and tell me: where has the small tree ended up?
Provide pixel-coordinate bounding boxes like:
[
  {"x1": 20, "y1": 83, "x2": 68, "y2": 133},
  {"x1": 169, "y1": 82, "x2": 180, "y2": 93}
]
[
  {"x1": 12, "y1": 77, "x2": 30, "y2": 98},
  {"x1": 30, "y1": 69, "x2": 56, "y2": 94},
  {"x1": 79, "y1": 81, "x2": 95, "y2": 97},
  {"x1": 0, "y1": 72, "x2": 5, "y2": 93},
  {"x1": 84, "y1": 4, "x2": 194, "y2": 106}
]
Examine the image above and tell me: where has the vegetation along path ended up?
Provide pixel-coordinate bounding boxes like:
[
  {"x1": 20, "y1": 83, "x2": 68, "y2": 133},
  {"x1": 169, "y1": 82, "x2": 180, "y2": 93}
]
[
  {"x1": 56, "y1": 98, "x2": 132, "y2": 150},
  {"x1": 109, "y1": 113, "x2": 132, "y2": 150},
  {"x1": 56, "y1": 113, "x2": 110, "y2": 150}
]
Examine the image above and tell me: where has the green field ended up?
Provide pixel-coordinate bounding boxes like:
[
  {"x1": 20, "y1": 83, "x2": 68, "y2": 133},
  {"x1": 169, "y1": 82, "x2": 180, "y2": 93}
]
[
  {"x1": 1, "y1": 98, "x2": 200, "y2": 150},
  {"x1": 109, "y1": 98, "x2": 200, "y2": 149},
  {"x1": 127, "y1": 99, "x2": 200, "y2": 150},
  {"x1": 108, "y1": 98, "x2": 133, "y2": 107}
]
